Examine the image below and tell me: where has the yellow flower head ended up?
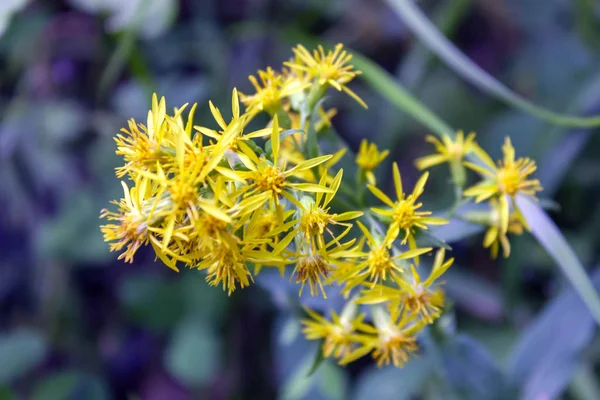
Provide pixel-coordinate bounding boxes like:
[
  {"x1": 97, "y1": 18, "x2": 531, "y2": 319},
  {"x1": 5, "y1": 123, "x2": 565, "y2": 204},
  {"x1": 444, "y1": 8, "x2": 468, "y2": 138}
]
[
  {"x1": 285, "y1": 43, "x2": 367, "y2": 108},
  {"x1": 195, "y1": 88, "x2": 271, "y2": 153},
  {"x1": 114, "y1": 94, "x2": 183, "y2": 177},
  {"x1": 196, "y1": 236, "x2": 253, "y2": 295},
  {"x1": 464, "y1": 136, "x2": 542, "y2": 201},
  {"x1": 100, "y1": 180, "x2": 153, "y2": 264},
  {"x1": 483, "y1": 198, "x2": 525, "y2": 259},
  {"x1": 341, "y1": 307, "x2": 423, "y2": 368},
  {"x1": 369, "y1": 163, "x2": 448, "y2": 249},
  {"x1": 356, "y1": 139, "x2": 390, "y2": 185},
  {"x1": 302, "y1": 304, "x2": 370, "y2": 361},
  {"x1": 240, "y1": 67, "x2": 308, "y2": 114},
  {"x1": 357, "y1": 248, "x2": 453, "y2": 323},
  {"x1": 415, "y1": 131, "x2": 477, "y2": 170},
  {"x1": 337, "y1": 221, "x2": 432, "y2": 293},
  {"x1": 225, "y1": 116, "x2": 334, "y2": 216}
]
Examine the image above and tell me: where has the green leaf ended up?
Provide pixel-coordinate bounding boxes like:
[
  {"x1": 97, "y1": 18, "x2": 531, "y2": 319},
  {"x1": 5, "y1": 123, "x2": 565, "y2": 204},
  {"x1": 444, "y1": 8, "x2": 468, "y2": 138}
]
[
  {"x1": 508, "y1": 270, "x2": 600, "y2": 400},
  {"x1": 441, "y1": 335, "x2": 513, "y2": 400},
  {"x1": 305, "y1": 340, "x2": 325, "y2": 377},
  {"x1": 280, "y1": 354, "x2": 315, "y2": 400},
  {"x1": 351, "y1": 53, "x2": 452, "y2": 138},
  {"x1": 165, "y1": 320, "x2": 220, "y2": 388},
  {"x1": 353, "y1": 358, "x2": 433, "y2": 400},
  {"x1": 0, "y1": 329, "x2": 47, "y2": 384},
  {"x1": 516, "y1": 195, "x2": 600, "y2": 326},
  {"x1": 0, "y1": 386, "x2": 14, "y2": 400},
  {"x1": 119, "y1": 274, "x2": 185, "y2": 332},
  {"x1": 385, "y1": 0, "x2": 600, "y2": 128},
  {"x1": 317, "y1": 362, "x2": 347, "y2": 400},
  {"x1": 31, "y1": 371, "x2": 109, "y2": 400}
]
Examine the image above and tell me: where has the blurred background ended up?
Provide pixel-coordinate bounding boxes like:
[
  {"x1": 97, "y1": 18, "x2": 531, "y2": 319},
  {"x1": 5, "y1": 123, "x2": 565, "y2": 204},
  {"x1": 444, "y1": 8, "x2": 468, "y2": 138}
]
[{"x1": 1, "y1": 0, "x2": 600, "y2": 399}]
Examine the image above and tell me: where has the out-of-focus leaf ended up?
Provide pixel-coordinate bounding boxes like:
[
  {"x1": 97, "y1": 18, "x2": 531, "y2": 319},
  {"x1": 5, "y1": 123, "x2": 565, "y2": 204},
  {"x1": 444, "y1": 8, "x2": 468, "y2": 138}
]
[
  {"x1": 306, "y1": 341, "x2": 324, "y2": 377},
  {"x1": 67, "y1": 0, "x2": 177, "y2": 39},
  {"x1": 353, "y1": 358, "x2": 433, "y2": 400},
  {"x1": 180, "y1": 272, "x2": 226, "y2": 323},
  {"x1": 119, "y1": 274, "x2": 185, "y2": 332},
  {"x1": 386, "y1": 0, "x2": 600, "y2": 128},
  {"x1": 444, "y1": 270, "x2": 504, "y2": 322},
  {"x1": 0, "y1": 386, "x2": 13, "y2": 400},
  {"x1": 570, "y1": 365, "x2": 600, "y2": 400},
  {"x1": 317, "y1": 362, "x2": 347, "y2": 400},
  {"x1": 31, "y1": 371, "x2": 109, "y2": 400},
  {"x1": 351, "y1": 53, "x2": 452, "y2": 138},
  {"x1": 36, "y1": 192, "x2": 111, "y2": 264},
  {"x1": 441, "y1": 335, "x2": 512, "y2": 400},
  {"x1": 508, "y1": 270, "x2": 600, "y2": 400},
  {"x1": 431, "y1": 218, "x2": 483, "y2": 245},
  {"x1": 279, "y1": 317, "x2": 301, "y2": 347},
  {"x1": 517, "y1": 195, "x2": 600, "y2": 326},
  {"x1": 0, "y1": 0, "x2": 28, "y2": 38},
  {"x1": 280, "y1": 353, "x2": 314, "y2": 400},
  {"x1": 536, "y1": 73, "x2": 600, "y2": 196},
  {"x1": 0, "y1": 329, "x2": 47, "y2": 384},
  {"x1": 165, "y1": 319, "x2": 219, "y2": 388}
]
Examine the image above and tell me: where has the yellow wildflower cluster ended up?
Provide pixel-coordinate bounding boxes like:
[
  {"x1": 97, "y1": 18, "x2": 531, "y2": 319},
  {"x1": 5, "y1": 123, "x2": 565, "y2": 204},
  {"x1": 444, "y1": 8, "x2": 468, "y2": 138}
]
[
  {"x1": 416, "y1": 132, "x2": 542, "y2": 258},
  {"x1": 102, "y1": 43, "x2": 455, "y2": 369}
]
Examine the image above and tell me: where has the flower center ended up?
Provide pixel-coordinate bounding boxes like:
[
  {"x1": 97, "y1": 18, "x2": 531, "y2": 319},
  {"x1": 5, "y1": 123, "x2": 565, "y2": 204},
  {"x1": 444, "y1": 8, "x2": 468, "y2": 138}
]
[
  {"x1": 300, "y1": 206, "x2": 331, "y2": 237},
  {"x1": 393, "y1": 199, "x2": 417, "y2": 230},
  {"x1": 497, "y1": 164, "x2": 521, "y2": 196},
  {"x1": 367, "y1": 246, "x2": 393, "y2": 276},
  {"x1": 254, "y1": 165, "x2": 286, "y2": 193}
]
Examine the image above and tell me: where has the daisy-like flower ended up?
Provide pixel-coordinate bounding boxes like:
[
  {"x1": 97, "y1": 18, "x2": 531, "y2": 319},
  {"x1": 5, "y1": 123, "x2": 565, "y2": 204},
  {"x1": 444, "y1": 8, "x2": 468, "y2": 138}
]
[
  {"x1": 114, "y1": 94, "x2": 178, "y2": 177},
  {"x1": 195, "y1": 88, "x2": 271, "y2": 153},
  {"x1": 340, "y1": 306, "x2": 424, "y2": 368},
  {"x1": 285, "y1": 43, "x2": 367, "y2": 108},
  {"x1": 483, "y1": 198, "x2": 525, "y2": 259},
  {"x1": 357, "y1": 248, "x2": 453, "y2": 323},
  {"x1": 289, "y1": 234, "x2": 362, "y2": 298},
  {"x1": 338, "y1": 221, "x2": 432, "y2": 294},
  {"x1": 464, "y1": 136, "x2": 542, "y2": 233},
  {"x1": 356, "y1": 139, "x2": 390, "y2": 185},
  {"x1": 301, "y1": 302, "x2": 371, "y2": 361},
  {"x1": 269, "y1": 169, "x2": 363, "y2": 253},
  {"x1": 415, "y1": 131, "x2": 477, "y2": 170},
  {"x1": 221, "y1": 116, "x2": 334, "y2": 216},
  {"x1": 240, "y1": 67, "x2": 308, "y2": 114},
  {"x1": 101, "y1": 177, "x2": 181, "y2": 271},
  {"x1": 100, "y1": 179, "x2": 154, "y2": 264},
  {"x1": 368, "y1": 162, "x2": 448, "y2": 250}
]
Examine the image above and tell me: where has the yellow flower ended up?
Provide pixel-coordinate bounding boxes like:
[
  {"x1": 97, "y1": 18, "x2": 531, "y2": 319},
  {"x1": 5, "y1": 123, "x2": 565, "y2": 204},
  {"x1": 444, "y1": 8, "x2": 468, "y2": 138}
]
[
  {"x1": 240, "y1": 67, "x2": 308, "y2": 114},
  {"x1": 464, "y1": 136, "x2": 542, "y2": 233},
  {"x1": 369, "y1": 162, "x2": 448, "y2": 249},
  {"x1": 356, "y1": 139, "x2": 390, "y2": 185},
  {"x1": 338, "y1": 221, "x2": 432, "y2": 293},
  {"x1": 285, "y1": 43, "x2": 367, "y2": 108},
  {"x1": 415, "y1": 131, "x2": 477, "y2": 170},
  {"x1": 195, "y1": 88, "x2": 271, "y2": 153},
  {"x1": 222, "y1": 116, "x2": 334, "y2": 216},
  {"x1": 114, "y1": 94, "x2": 189, "y2": 177},
  {"x1": 100, "y1": 179, "x2": 155, "y2": 264},
  {"x1": 284, "y1": 224, "x2": 362, "y2": 298},
  {"x1": 301, "y1": 304, "x2": 370, "y2": 361},
  {"x1": 270, "y1": 169, "x2": 363, "y2": 252},
  {"x1": 340, "y1": 307, "x2": 424, "y2": 367},
  {"x1": 357, "y1": 249, "x2": 453, "y2": 323},
  {"x1": 483, "y1": 198, "x2": 525, "y2": 259}
]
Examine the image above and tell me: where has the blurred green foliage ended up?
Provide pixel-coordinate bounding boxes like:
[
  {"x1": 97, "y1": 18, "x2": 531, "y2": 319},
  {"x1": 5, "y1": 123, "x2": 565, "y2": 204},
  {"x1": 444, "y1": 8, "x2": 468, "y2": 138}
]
[{"x1": 1, "y1": 0, "x2": 600, "y2": 399}]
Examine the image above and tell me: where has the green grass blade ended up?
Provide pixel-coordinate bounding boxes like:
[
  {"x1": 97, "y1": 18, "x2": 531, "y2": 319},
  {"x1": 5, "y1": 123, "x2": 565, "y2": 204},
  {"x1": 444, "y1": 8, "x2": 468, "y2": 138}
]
[
  {"x1": 516, "y1": 195, "x2": 600, "y2": 326},
  {"x1": 387, "y1": 0, "x2": 600, "y2": 128},
  {"x1": 351, "y1": 53, "x2": 453, "y2": 137}
]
